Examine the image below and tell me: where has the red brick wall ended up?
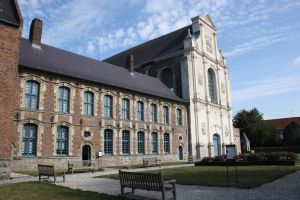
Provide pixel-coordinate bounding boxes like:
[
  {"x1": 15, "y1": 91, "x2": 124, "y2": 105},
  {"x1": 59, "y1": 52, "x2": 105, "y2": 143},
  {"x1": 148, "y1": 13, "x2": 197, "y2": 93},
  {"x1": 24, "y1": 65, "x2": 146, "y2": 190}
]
[{"x1": 0, "y1": 21, "x2": 22, "y2": 159}]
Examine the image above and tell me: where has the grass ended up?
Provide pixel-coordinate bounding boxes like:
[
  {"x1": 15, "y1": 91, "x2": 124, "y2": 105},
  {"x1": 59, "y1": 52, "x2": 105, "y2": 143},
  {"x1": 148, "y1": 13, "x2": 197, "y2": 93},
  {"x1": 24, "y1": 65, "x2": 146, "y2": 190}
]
[
  {"x1": 106, "y1": 161, "x2": 189, "y2": 169},
  {"x1": 99, "y1": 165, "x2": 299, "y2": 188},
  {"x1": 0, "y1": 182, "x2": 121, "y2": 200}
]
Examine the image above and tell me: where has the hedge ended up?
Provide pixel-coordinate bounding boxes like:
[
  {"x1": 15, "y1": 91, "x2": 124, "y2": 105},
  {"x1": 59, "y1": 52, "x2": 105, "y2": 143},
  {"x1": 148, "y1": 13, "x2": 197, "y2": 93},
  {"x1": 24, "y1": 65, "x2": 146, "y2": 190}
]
[
  {"x1": 255, "y1": 146, "x2": 300, "y2": 153},
  {"x1": 195, "y1": 160, "x2": 295, "y2": 166}
]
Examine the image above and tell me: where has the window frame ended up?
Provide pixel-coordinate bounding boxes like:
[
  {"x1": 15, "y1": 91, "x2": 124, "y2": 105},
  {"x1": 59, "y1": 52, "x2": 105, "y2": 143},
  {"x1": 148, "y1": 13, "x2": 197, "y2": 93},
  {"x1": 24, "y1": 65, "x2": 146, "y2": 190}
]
[
  {"x1": 151, "y1": 132, "x2": 158, "y2": 154},
  {"x1": 136, "y1": 101, "x2": 144, "y2": 121},
  {"x1": 104, "y1": 129, "x2": 113, "y2": 155},
  {"x1": 104, "y1": 95, "x2": 113, "y2": 118},
  {"x1": 163, "y1": 106, "x2": 169, "y2": 124},
  {"x1": 151, "y1": 104, "x2": 158, "y2": 122},
  {"x1": 84, "y1": 91, "x2": 94, "y2": 116},
  {"x1": 137, "y1": 131, "x2": 145, "y2": 154},
  {"x1": 163, "y1": 133, "x2": 170, "y2": 154},
  {"x1": 122, "y1": 130, "x2": 130, "y2": 155},
  {"x1": 58, "y1": 86, "x2": 70, "y2": 113},
  {"x1": 122, "y1": 98, "x2": 130, "y2": 120},
  {"x1": 25, "y1": 80, "x2": 40, "y2": 110},
  {"x1": 22, "y1": 123, "x2": 37, "y2": 156},
  {"x1": 176, "y1": 108, "x2": 183, "y2": 126},
  {"x1": 56, "y1": 126, "x2": 69, "y2": 156}
]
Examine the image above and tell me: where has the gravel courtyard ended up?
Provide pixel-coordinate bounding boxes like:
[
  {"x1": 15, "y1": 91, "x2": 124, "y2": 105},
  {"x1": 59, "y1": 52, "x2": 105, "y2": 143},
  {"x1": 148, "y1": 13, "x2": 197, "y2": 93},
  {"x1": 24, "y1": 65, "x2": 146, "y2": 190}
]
[{"x1": 1, "y1": 164, "x2": 299, "y2": 200}]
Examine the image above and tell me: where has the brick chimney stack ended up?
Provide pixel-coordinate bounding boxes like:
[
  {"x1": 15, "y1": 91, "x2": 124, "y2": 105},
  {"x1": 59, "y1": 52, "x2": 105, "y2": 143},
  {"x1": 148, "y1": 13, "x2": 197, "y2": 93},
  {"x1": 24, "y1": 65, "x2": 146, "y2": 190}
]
[
  {"x1": 126, "y1": 55, "x2": 134, "y2": 72},
  {"x1": 29, "y1": 18, "x2": 43, "y2": 47}
]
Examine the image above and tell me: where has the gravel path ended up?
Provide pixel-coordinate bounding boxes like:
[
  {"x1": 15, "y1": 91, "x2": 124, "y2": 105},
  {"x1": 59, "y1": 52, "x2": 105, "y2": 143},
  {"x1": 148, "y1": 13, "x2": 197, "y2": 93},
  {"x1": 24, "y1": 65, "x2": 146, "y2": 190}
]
[{"x1": 1, "y1": 164, "x2": 300, "y2": 200}]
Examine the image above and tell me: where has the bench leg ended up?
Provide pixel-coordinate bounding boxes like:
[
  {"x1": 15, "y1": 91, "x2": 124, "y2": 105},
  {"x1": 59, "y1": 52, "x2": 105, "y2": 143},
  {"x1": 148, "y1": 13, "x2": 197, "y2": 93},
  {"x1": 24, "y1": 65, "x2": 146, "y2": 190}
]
[
  {"x1": 121, "y1": 186, "x2": 124, "y2": 195},
  {"x1": 63, "y1": 173, "x2": 65, "y2": 183},
  {"x1": 39, "y1": 175, "x2": 41, "y2": 182},
  {"x1": 54, "y1": 175, "x2": 56, "y2": 183},
  {"x1": 132, "y1": 188, "x2": 135, "y2": 195},
  {"x1": 162, "y1": 190, "x2": 165, "y2": 200}
]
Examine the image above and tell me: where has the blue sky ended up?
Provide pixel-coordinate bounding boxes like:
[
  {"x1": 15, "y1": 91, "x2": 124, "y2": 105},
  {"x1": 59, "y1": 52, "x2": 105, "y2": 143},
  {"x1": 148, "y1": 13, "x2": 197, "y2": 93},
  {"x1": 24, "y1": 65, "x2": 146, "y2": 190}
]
[{"x1": 18, "y1": 0, "x2": 300, "y2": 119}]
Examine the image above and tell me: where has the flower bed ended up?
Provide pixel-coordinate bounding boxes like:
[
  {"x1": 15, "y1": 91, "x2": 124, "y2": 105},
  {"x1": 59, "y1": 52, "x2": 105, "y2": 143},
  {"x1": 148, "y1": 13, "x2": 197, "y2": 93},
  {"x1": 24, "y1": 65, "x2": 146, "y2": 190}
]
[{"x1": 195, "y1": 152, "x2": 296, "y2": 166}]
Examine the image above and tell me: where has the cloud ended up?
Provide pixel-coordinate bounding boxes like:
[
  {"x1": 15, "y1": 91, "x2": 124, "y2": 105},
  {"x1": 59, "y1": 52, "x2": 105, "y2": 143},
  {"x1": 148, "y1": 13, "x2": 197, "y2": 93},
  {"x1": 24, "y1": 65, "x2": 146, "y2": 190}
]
[
  {"x1": 293, "y1": 57, "x2": 300, "y2": 66},
  {"x1": 232, "y1": 72, "x2": 300, "y2": 102}
]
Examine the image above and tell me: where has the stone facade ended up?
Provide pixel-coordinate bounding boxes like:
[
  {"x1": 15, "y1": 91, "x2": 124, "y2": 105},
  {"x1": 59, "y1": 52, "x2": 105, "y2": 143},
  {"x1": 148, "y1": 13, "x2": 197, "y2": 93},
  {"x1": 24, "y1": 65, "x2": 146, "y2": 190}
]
[{"x1": 133, "y1": 16, "x2": 240, "y2": 159}]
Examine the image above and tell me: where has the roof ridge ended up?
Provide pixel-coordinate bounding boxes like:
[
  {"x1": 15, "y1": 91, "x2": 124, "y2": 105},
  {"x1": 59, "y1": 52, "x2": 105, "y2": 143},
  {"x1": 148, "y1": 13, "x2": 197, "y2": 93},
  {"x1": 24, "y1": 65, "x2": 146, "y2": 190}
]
[{"x1": 103, "y1": 25, "x2": 191, "y2": 61}]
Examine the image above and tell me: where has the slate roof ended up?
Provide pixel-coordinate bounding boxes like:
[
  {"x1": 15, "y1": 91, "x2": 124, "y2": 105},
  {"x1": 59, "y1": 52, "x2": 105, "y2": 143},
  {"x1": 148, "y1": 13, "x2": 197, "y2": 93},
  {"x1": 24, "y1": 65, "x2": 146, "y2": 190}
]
[
  {"x1": 103, "y1": 25, "x2": 192, "y2": 69},
  {"x1": 265, "y1": 117, "x2": 300, "y2": 129},
  {"x1": 0, "y1": 0, "x2": 20, "y2": 26},
  {"x1": 19, "y1": 38, "x2": 184, "y2": 102}
]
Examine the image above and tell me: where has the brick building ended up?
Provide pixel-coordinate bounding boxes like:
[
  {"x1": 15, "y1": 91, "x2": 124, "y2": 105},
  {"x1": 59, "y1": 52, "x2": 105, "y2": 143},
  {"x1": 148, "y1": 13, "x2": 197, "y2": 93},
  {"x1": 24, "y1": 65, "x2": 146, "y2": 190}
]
[{"x1": 0, "y1": 0, "x2": 239, "y2": 178}]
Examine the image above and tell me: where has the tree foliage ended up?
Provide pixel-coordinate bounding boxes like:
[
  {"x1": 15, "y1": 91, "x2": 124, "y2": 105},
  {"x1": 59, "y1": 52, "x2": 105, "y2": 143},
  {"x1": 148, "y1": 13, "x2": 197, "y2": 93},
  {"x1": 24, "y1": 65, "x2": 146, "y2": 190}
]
[
  {"x1": 233, "y1": 108, "x2": 280, "y2": 147},
  {"x1": 283, "y1": 122, "x2": 300, "y2": 146}
]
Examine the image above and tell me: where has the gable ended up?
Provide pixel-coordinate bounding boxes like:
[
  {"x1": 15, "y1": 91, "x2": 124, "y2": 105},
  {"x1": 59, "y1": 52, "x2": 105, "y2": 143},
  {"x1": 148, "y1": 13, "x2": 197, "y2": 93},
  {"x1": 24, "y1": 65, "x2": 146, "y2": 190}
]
[
  {"x1": 200, "y1": 14, "x2": 216, "y2": 30},
  {"x1": 0, "y1": 0, "x2": 21, "y2": 27}
]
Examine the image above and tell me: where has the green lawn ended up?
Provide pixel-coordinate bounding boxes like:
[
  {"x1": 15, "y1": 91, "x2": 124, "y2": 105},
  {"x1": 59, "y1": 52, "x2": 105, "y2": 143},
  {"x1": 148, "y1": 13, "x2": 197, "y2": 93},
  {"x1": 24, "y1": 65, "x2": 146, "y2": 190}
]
[
  {"x1": 0, "y1": 182, "x2": 121, "y2": 200},
  {"x1": 99, "y1": 165, "x2": 299, "y2": 188}
]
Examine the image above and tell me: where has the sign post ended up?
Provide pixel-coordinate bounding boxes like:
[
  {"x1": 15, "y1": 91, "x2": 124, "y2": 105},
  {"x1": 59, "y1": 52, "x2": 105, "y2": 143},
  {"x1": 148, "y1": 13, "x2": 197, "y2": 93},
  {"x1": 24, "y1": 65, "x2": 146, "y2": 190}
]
[
  {"x1": 226, "y1": 144, "x2": 237, "y2": 187},
  {"x1": 96, "y1": 151, "x2": 103, "y2": 171}
]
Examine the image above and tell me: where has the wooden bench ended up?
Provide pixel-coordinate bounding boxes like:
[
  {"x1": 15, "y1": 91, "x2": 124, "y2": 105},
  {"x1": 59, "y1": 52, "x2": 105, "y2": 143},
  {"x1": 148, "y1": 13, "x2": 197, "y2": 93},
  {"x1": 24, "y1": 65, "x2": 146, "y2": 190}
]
[
  {"x1": 119, "y1": 170, "x2": 176, "y2": 200},
  {"x1": 68, "y1": 160, "x2": 95, "y2": 174},
  {"x1": 143, "y1": 157, "x2": 161, "y2": 168},
  {"x1": 38, "y1": 164, "x2": 65, "y2": 183}
]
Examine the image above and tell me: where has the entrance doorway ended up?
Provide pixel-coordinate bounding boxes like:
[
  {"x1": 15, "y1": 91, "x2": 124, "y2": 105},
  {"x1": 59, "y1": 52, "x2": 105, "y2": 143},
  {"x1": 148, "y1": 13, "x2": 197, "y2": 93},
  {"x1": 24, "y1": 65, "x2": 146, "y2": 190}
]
[
  {"x1": 213, "y1": 134, "x2": 221, "y2": 156},
  {"x1": 82, "y1": 145, "x2": 91, "y2": 166},
  {"x1": 178, "y1": 146, "x2": 183, "y2": 160}
]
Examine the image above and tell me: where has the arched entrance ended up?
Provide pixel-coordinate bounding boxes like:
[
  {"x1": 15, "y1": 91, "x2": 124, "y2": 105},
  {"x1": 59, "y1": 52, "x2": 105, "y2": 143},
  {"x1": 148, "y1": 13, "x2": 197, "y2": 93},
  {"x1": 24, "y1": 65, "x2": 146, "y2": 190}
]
[
  {"x1": 213, "y1": 134, "x2": 221, "y2": 156},
  {"x1": 82, "y1": 145, "x2": 91, "y2": 166},
  {"x1": 178, "y1": 146, "x2": 183, "y2": 160}
]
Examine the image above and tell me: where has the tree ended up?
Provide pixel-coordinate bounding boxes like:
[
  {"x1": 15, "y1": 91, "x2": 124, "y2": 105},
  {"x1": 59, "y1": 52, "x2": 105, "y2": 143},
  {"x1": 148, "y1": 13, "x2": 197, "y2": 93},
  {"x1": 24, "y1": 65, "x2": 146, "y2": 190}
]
[
  {"x1": 283, "y1": 122, "x2": 300, "y2": 146},
  {"x1": 233, "y1": 108, "x2": 280, "y2": 147}
]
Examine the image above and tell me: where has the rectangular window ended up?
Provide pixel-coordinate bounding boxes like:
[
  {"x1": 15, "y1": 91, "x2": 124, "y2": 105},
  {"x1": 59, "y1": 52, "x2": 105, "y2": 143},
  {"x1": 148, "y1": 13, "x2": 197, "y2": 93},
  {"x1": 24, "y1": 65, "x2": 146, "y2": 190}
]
[
  {"x1": 164, "y1": 133, "x2": 170, "y2": 153},
  {"x1": 151, "y1": 133, "x2": 158, "y2": 154},
  {"x1": 25, "y1": 81, "x2": 39, "y2": 110},
  {"x1": 176, "y1": 108, "x2": 183, "y2": 125},
  {"x1": 22, "y1": 124, "x2": 37, "y2": 156},
  {"x1": 122, "y1": 131, "x2": 130, "y2": 154},
  {"x1": 104, "y1": 95, "x2": 113, "y2": 118},
  {"x1": 122, "y1": 99, "x2": 130, "y2": 120},
  {"x1": 84, "y1": 92, "x2": 94, "y2": 116},
  {"x1": 104, "y1": 129, "x2": 113, "y2": 154},
  {"x1": 57, "y1": 126, "x2": 68, "y2": 155},
  {"x1": 137, "y1": 101, "x2": 144, "y2": 121},
  {"x1": 163, "y1": 106, "x2": 169, "y2": 124},
  {"x1": 58, "y1": 86, "x2": 70, "y2": 113},
  {"x1": 137, "y1": 132, "x2": 144, "y2": 154},
  {"x1": 151, "y1": 104, "x2": 157, "y2": 122}
]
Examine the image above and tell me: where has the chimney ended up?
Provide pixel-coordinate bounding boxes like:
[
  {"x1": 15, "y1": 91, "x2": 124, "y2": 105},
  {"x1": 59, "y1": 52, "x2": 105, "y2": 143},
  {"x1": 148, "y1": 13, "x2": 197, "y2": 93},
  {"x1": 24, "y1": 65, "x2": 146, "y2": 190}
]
[
  {"x1": 29, "y1": 18, "x2": 43, "y2": 47},
  {"x1": 126, "y1": 55, "x2": 134, "y2": 72}
]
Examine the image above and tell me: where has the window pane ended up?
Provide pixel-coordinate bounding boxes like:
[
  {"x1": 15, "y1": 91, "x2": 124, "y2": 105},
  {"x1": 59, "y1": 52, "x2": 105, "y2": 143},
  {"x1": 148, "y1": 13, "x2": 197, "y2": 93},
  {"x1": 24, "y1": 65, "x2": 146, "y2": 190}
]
[
  {"x1": 163, "y1": 106, "x2": 169, "y2": 123},
  {"x1": 57, "y1": 126, "x2": 68, "y2": 155},
  {"x1": 104, "y1": 96, "x2": 113, "y2": 118},
  {"x1": 137, "y1": 101, "x2": 144, "y2": 121},
  {"x1": 104, "y1": 129, "x2": 113, "y2": 154},
  {"x1": 137, "y1": 132, "x2": 144, "y2": 154},
  {"x1": 152, "y1": 133, "x2": 158, "y2": 154},
  {"x1": 164, "y1": 133, "x2": 170, "y2": 153},
  {"x1": 151, "y1": 104, "x2": 157, "y2": 122},
  {"x1": 26, "y1": 81, "x2": 39, "y2": 110},
  {"x1": 122, "y1": 131, "x2": 130, "y2": 154},
  {"x1": 22, "y1": 123, "x2": 37, "y2": 156}
]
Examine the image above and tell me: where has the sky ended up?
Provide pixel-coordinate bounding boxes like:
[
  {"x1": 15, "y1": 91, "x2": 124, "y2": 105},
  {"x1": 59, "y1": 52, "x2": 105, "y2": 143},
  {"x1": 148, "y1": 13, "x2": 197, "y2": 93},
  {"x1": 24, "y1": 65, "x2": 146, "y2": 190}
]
[{"x1": 18, "y1": 0, "x2": 300, "y2": 119}]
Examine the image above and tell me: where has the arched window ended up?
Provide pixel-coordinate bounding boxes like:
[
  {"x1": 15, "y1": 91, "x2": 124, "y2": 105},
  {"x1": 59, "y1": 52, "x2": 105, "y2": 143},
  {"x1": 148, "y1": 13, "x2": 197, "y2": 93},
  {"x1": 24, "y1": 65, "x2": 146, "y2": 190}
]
[
  {"x1": 164, "y1": 133, "x2": 170, "y2": 153},
  {"x1": 104, "y1": 129, "x2": 113, "y2": 155},
  {"x1": 25, "y1": 80, "x2": 39, "y2": 110},
  {"x1": 137, "y1": 101, "x2": 144, "y2": 121},
  {"x1": 208, "y1": 68, "x2": 217, "y2": 103},
  {"x1": 163, "y1": 106, "x2": 169, "y2": 124},
  {"x1": 176, "y1": 108, "x2": 182, "y2": 125},
  {"x1": 213, "y1": 134, "x2": 221, "y2": 156},
  {"x1": 151, "y1": 104, "x2": 157, "y2": 122},
  {"x1": 58, "y1": 86, "x2": 70, "y2": 113},
  {"x1": 122, "y1": 98, "x2": 130, "y2": 120},
  {"x1": 151, "y1": 132, "x2": 158, "y2": 154},
  {"x1": 84, "y1": 91, "x2": 94, "y2": 116},
  {"x1": 160, "y1": 68, "x2": 174, "y2": 90},
  {"x1": 22, "y1": 123, "x2": 37, "y2": 156},
  {"x1": 57, "y1": 126, "x2": 69, "y2": 155},
  {"x1": 137, "y1": 131, "x2": 144, "y2": 154},
  {"x1": 104, "y1": 95, "x2": 113, "y2": 118},
  {"x1": 122, "y1": 130, "x2": 130, "y2": 154}
]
